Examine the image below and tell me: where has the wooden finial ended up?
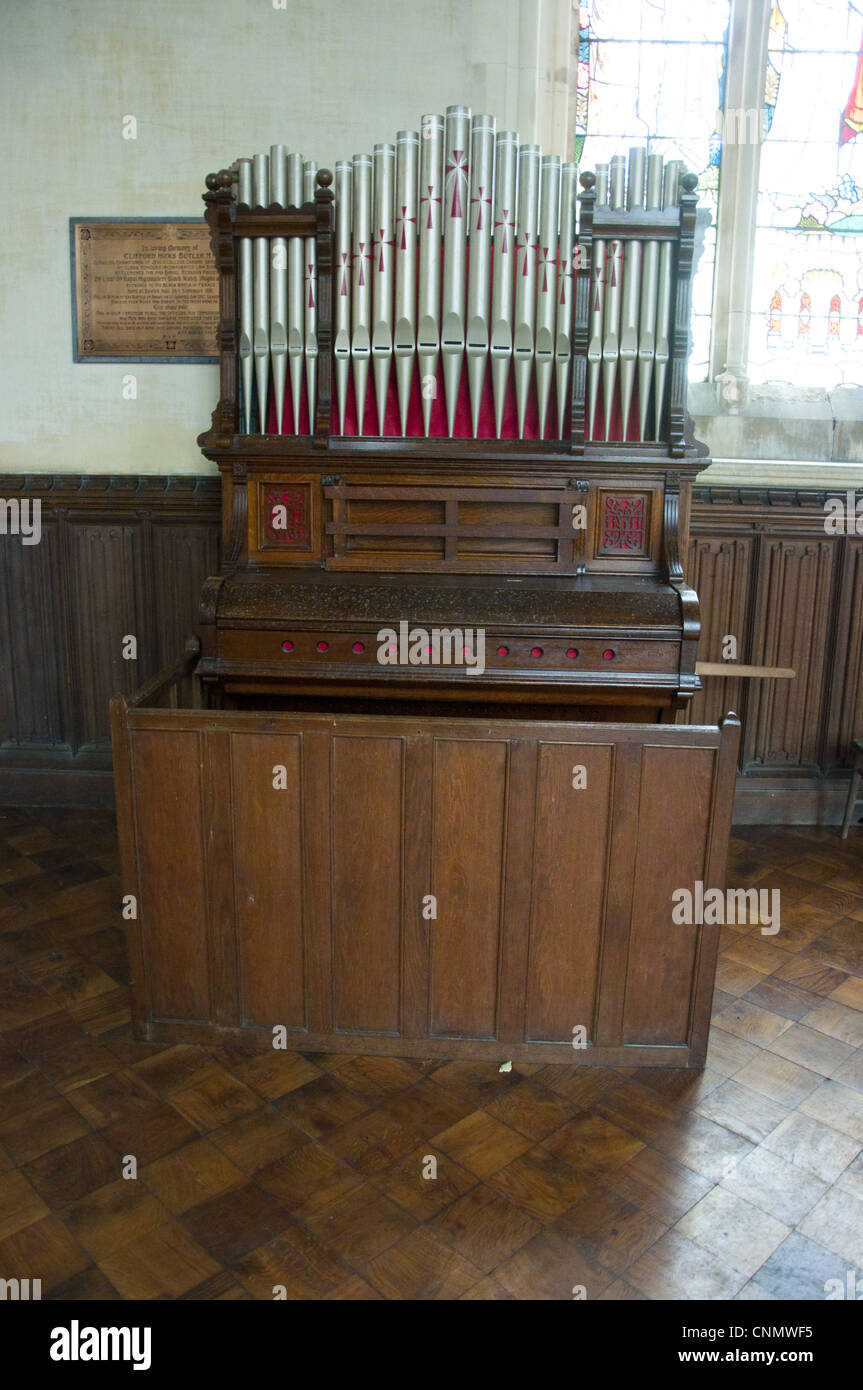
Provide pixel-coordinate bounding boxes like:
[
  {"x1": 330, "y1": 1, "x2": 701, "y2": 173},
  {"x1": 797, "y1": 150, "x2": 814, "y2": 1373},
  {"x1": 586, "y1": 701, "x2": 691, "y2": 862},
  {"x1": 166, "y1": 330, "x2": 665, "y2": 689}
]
[
  {"x1": 580, "y1": 171, "x2": 596, "y2": 191},
  {"x1": 317, "y1": 168, "x2": 333, "y2": 189},
  {"x1": 681, "y1": 172, "x2": 699, "y2": 194}
]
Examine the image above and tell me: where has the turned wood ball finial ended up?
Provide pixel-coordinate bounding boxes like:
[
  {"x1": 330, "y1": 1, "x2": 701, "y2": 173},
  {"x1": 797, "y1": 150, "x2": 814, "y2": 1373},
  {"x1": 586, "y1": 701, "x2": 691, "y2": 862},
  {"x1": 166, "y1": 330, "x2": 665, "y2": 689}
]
[
  {"x1": 681, "y1": 172, "x2": 699, "y2": 194},
  {"x1": 205, "y1": 168, "x2": 235, "y2": 193},
  {"x1": 317, "y1": 168, "x2": 333, "y2": 189},
  {"x1": 580, "y1": 171, "x2": 596, "y2": 191}
]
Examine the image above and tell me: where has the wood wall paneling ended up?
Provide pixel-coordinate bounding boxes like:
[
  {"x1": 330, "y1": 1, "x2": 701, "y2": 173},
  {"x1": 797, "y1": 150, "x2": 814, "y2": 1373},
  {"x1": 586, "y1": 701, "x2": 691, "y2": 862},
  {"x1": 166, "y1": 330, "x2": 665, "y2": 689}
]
[{"x1": 2, "y1": 476, "x2": 862, "y2": 823}]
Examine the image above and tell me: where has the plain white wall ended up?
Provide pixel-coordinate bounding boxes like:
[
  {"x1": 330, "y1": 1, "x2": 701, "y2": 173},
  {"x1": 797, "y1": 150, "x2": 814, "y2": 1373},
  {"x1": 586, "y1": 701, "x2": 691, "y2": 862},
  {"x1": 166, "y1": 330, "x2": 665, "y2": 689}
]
[{"x1": 1, "y1": 0, "x2": 569, "y2": 474}]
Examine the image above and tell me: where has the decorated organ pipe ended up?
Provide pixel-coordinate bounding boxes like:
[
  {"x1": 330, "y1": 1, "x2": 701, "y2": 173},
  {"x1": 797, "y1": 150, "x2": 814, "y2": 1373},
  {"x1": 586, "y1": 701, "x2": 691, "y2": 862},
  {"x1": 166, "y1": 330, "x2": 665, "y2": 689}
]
[
  {"x1": 654, "y1": 159, "x2": 682, "y2": 442},
  {"x1": 252, "y1": 152, "x2": 270, "y2": 432},
  {"x1": 351, "y1": 153, "x2": 373, "y2": 434},
  {"x1": 269, "y1": 146, "x2": 288, "y2": 434},
  {"x1": 618, "y1": 146, "x2": 645, "y2": 441},
  {"x1": 514, "y1": 143, "x2": 540, "y2": 439},
  {"x1": 303, "y1": 159, "x2": 318, "y2": 433},
  {"x1": 286, "y1": 153, "x2": 305, "y2": 433},
  {"x1": 535, "y1": 154, "x2": 561, "y2": 439},
  {"x1": 236, "y1": 158, "x2": 254, "y2": 434},
  {"x1": 466, "y1": 114, "x2": 495, "y2": 438},
  {"x1": 490, "y1": 130, "x2": 518, "y2": 438},
  {"x1": 372, "y1": 143, "x2": 395, "y2": 436},
  {"x1": 217, "y1": 108, "x2": 699, "y2": 449},
  {"x1": 441, "y1": 105, "x2": 471, "y2": 436},
  {"x1": 333, "y1": 160, "x2": 352, "y2": 436},
  {"x1": 602, "y1": 154, "x2": 626, "y2": 441},
  {"x1": 417, "y1": 113, "x2": 444, "y2": 436},
  {"x1": 394, "y1": 131, "x2": 419, "y2": 437},
  {"x1": 638, "y1": 152, "x2": 664, "y2": 442},
  {"x1": 586, "y1": 161, "x2": 608, "y2": 441},
  {"x1": 556, "y1": 161, "x2": 578, "y2": 439}
]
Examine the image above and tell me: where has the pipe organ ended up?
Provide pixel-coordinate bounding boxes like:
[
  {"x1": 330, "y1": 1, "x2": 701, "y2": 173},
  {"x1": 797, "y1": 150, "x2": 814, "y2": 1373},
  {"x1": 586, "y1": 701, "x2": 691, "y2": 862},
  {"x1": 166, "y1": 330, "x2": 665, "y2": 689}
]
[
  {"x1": 221, "y1": 110, "x2": 697, "y2": 447},
  {"x1": 109, "y1": 102, "x2": 739, "y2": 1069},
  {"x1": 197, "y1": 104, "x2": 707, "y2": 717}
]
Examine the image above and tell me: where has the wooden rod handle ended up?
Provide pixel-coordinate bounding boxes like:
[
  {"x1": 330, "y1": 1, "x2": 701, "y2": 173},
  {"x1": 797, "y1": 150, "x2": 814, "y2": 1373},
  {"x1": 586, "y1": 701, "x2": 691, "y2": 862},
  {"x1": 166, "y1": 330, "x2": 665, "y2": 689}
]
[{"x1": 696, "y1": 663, "x2": 796, "y2": 679}]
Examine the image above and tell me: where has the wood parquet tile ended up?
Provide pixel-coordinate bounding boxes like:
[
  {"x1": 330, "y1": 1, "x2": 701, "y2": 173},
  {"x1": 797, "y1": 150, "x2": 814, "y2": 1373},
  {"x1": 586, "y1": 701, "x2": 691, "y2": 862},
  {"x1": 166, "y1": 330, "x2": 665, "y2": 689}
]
[{"x1": 0, "y1": 808, "x2": 860, "y2": 1300}]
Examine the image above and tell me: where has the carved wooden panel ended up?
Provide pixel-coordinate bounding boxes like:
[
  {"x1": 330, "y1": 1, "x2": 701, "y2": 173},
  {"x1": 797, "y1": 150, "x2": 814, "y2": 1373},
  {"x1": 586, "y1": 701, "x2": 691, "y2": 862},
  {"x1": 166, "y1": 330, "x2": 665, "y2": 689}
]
[
  {"x1": 0, "y1": 476, "x2": 220, "y2": 801},
  {"x1": 824, "y1": 538, "x2": 863, "y2": 772},
  {"x1": 0, "y1": 515, "x2": 66, "y2": 745},
  {"x1": 68, "y1": 522, "x2": 148, "y2": 749},
  {"x1": 247, "y1": 474, "x2": 321, "y2": 563},
  {"x1": 115, "y1": 702, "x2": 739, "y2": 1066},
  {"x1": 744, "y1": 539, "x2": 837, "y2": 769},
  {"x1": 684, "y1": 535, "x2": 755, "y2": 729}
]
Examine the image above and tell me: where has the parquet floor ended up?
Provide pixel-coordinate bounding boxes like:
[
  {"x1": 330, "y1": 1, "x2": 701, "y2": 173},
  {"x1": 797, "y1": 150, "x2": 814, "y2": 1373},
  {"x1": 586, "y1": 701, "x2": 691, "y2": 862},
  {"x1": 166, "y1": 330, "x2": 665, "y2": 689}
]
[{"x1": 0, "y1": 807, "x2": 861, "y2": 1301}]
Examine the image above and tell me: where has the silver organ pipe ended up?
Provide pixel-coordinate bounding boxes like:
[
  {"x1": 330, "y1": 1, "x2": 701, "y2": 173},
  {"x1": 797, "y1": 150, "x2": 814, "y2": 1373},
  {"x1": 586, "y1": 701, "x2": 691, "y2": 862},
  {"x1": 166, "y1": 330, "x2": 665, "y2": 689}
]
[
  {"x1": 286, "y1": 152, "x2": 305, "y2": 434},
  {"x1": 602, "y1": 154, "x2": 626, "y2": 441},
  {"x1": 252, "y1": 152, "x2": 270, "y2": 431},
  {"x1": 230, "y1": 111, "x2": 689, "y2": 446},
  {"x1": 619, "y1": 147, "x2": 645, "y2": 442},
  {"x1": 269, "y1": 146, "x2": 288, "y2": 434},
  {"x1": 236, "y1": 158, "x2": 254, "y2": 434},
  {"x1": 535, "y1": 154, "x2": 561, "y2": 439},
  {"x1": 514, "y1": 143, "x2": 540, "y2": 439},
  {"x1": 556, "y1": 161, "x2": 578, "y2": 440},
  {"x1": 441, "y1": 105, "x2": 471, "y2": 437},
  {"x1": 417, "y1": 113, "x2": 444, "y2": 437},
  {"x1": 351, "y1": 153, "x2": 373, "y2": 435},
  {"x1": 466, "y1": 114, "x2": 495, "y2": 438},
  {"x1": 303, "y1": 159, "x2": 318, "y2": 432},
  {"x1": 394, "y1": 131, "x2": 419, "y2": 437},
  {"x1": 638, "y1": 152, "x2": 664, "y2": 443},
  {"x1": 333, "y1": 160, "x2": 353, "y2": 435},
  {"x1": 372, "y1": 142, "x2": 395, "y2": 436},
  {"x1": 490, "y1": 131, "x2": 518, "y2": 438},
  {"x1": 586, "y1": 161, "x2": 609, "y2": 441},
  {"x1": 654, "y1": 159, "x2": 682, "y2": 442}
]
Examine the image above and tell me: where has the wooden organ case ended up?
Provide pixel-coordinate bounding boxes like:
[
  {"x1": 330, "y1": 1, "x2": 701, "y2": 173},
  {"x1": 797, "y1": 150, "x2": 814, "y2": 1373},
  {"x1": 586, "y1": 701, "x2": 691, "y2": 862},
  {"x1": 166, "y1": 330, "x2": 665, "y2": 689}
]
[{"x1": 112, "y1": 117, "x2": 739, "y2": 1067}]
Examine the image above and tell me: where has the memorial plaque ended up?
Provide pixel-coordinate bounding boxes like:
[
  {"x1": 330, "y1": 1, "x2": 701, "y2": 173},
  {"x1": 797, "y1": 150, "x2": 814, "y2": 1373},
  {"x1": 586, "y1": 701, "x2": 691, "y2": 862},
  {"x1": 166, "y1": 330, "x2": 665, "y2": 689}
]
[{"x1": 71, "y1": 218, "x2": 219, "y2": 362}]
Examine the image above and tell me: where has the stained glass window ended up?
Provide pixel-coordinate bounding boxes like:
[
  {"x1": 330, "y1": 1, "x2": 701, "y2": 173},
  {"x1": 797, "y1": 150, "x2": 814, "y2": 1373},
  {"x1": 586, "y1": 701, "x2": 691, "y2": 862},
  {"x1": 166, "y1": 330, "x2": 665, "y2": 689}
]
[
  {"x1": 750, "y1": 0, "x2": 863, "y2": 387},
  {"x1": 568, "y1": 0, "x2": 731, "y2": 380}
]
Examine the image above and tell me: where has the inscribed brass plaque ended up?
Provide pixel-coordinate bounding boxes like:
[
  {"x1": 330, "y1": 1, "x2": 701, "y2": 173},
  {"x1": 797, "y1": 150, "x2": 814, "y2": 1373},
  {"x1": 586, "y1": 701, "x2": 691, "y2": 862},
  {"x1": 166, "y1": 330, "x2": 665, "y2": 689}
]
[{"x1": 72, "y1": 219, "x2": 219, "y2": 361}]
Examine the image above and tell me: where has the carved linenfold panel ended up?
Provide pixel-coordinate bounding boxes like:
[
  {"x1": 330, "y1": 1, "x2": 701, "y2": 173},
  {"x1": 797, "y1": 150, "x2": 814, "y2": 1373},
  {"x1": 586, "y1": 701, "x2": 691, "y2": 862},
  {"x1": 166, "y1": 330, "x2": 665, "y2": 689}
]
[
  {"x1": 744, "y1": 539, "x2": 837, "y2": 770},
  {"x1": 684, "y1": 536, "x2": 755, "y2": 729},
  {"x1": 152, "y1": 523, "x2": 219, "y2": 662},
  {"x1": 825, "y1": 539, "x2": 863, "y2": 771},
  {"x1": 0, "y1": 516, "x2": 65, "y2": 746},
  {"x1": 69, "y1": 523, "x2": 146, "y2": 749}
]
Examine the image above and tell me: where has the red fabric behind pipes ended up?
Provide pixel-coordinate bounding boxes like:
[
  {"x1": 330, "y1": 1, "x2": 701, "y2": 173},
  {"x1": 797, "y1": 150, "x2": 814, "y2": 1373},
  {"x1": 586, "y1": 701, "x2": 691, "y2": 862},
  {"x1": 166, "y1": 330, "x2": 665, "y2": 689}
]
[{"x1": 263, "y1": 242, "x2": 571, "y2": 441}]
